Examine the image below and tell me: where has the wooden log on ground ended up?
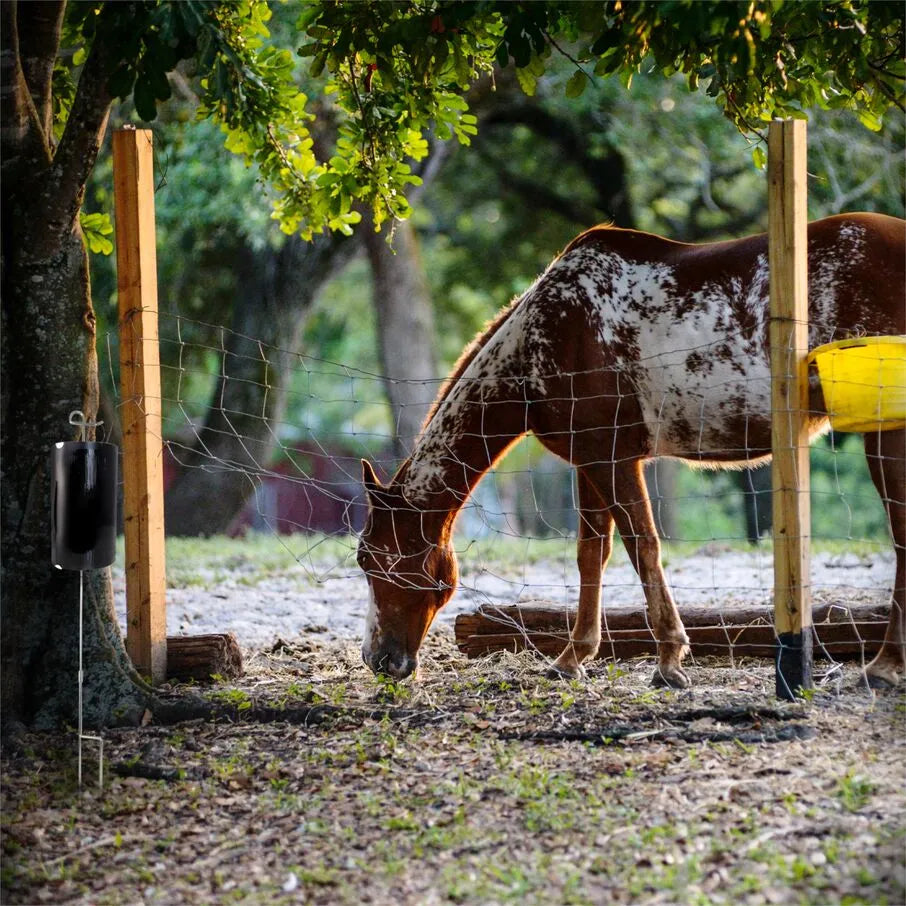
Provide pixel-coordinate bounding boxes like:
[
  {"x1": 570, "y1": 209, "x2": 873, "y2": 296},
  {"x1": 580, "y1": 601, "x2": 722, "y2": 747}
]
[
  {"x1": 454, "y1": 601, "x2": 890, "y2": 662},
  {"x1": 165, "y1": 634, "x2": 243, "y2": 682}
]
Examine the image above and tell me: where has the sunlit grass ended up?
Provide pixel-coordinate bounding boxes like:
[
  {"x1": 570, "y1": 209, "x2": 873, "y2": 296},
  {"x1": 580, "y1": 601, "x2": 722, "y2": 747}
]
[{"x1": 112, "y1": 529, "x2": 893, "y2": 592}]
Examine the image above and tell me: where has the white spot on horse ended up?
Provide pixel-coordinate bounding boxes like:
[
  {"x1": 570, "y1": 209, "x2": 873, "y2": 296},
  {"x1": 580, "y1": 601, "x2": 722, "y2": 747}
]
[
  {"x1": 837, "y1": 220, "x2": 868, "y2": 253},
  {"x1": 404, "y1": 302, "x2": 535, "y2": 502},
  {"x1": 808, "y1": 221, "x2": 866, "y2": 346},
  {"x1": 550, "y1": 246, "x2": 775, "y2": 457},
  {"x1": 362, "y1": 583, "x2": 379, "y2": 660}
]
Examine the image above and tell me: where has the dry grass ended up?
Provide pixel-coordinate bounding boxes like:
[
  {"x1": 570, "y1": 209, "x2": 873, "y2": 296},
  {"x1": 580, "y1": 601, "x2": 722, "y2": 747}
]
[{"x1": 2, "y1": 629, "x2": 905, "y2": 905}]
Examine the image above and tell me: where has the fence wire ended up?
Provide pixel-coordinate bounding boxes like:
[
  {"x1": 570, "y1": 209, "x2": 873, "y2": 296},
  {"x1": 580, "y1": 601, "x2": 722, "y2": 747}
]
[{"x1": 105, "y1": 311, "x2": 899, "y2": 675}]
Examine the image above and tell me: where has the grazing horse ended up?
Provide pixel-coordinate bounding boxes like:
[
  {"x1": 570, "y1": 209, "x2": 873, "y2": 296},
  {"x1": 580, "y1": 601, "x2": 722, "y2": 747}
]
[{"x1": 358, "y1": 213, "x2": 905, "y2": 688}]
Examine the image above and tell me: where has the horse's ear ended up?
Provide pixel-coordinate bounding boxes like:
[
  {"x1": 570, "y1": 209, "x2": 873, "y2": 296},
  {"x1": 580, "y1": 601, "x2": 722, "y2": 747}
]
[{"x1": 361, "y1": 459, "x2": 382, "y2": 498}]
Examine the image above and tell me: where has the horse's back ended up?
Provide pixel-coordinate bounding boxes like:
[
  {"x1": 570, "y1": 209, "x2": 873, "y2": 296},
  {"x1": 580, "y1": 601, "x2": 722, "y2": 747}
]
[
  {"x1": 529, "y1": 213, "x2": 904, "y2": 461},
  {"x1": 807, "y1": 213, "x2": 905, "y2": 341},
  {"x1": 558, "y1": 212, "x2": 904, "y2": 341}
]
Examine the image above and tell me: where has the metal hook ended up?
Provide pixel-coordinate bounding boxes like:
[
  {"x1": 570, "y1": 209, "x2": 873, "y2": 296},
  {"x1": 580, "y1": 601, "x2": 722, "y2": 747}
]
[{"x1": 68, "y1": 410, "x2": 104, "y2": 443}]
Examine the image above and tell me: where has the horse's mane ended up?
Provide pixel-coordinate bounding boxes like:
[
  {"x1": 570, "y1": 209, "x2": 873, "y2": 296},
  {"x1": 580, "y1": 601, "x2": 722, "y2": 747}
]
[
  {"x1": 398, "y1": 224, "x2": 617, "y2": 479},
  {"x1": 420, "y1": 295, "x2": 522, "y2": 430},
  {"x1": 389, "y1": 297, "x2": 523, "y2": 486},
  {"x1": 418, "y1": 226, "x2": 618, "y2": 434}
]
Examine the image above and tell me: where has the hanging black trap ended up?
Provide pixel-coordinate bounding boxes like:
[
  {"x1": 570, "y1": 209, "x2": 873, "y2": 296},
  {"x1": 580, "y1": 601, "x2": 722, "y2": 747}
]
[
  {"x1": 50, "y1": 428, "x2": 118, "y2": 570},
  {"x1": 50, "y1": 411, "x2": 118, "y2": 788}
]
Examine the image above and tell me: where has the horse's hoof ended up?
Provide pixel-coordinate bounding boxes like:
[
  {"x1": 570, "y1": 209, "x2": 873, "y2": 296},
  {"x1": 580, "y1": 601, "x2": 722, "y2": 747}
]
[
  {"x1": 864, "y1": 653, "x2": 904, "y2": 689},
  {"x1": 547, "y1": 661, "x2": 586, "y2": 681},
  {"x1": 651, "y1": 665, "x2": 690, "y2": 689},
  {"x1": 864, "y1": 668, "x2": 903, "y2": 690}
]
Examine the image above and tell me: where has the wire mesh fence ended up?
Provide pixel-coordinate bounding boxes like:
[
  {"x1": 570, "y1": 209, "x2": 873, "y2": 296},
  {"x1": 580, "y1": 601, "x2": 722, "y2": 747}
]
[{"x1": 104, "y1": 309, "x2": 899, "y2": 681}]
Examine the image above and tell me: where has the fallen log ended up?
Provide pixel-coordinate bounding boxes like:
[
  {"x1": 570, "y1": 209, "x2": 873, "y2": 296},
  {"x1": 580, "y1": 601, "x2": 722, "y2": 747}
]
[
  {"x1": 165, "y1": 633, "x2": 243, "y2": 682},
  {"x1": 454, "y1": 600, "x2": 890, "y2": 662}
]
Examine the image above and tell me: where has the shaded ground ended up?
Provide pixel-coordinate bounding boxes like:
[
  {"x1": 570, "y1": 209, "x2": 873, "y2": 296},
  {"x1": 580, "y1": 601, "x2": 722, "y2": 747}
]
[{"x1": 3, "y1": 629, "x2": 904, "y2": 906}]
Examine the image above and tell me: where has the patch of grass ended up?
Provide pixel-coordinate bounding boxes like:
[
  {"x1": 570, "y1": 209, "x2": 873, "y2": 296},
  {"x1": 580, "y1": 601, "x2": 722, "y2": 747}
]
[
  {"x1": 836, "y1": 770, "x2": 878, "y2": 813},
  {"x1": 119, "y1": 532, "x2": 356, "y2": 590},
  {"x1": 207, "y1": 687, "x2": 253, "y2": 710}
]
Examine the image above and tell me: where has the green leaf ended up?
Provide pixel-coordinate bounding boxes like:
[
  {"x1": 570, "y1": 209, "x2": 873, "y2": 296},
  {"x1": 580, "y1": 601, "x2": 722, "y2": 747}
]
[
  {"x1": 515, "y1": 66, "x2": 537, "y2": 96},
  {"x1": 80, "y1": 211, "x2": 114, "y2": 256},
  {"x1": 856, "y1": 108, "x2": 883, "y2": 132},
  {"x1": 87, "y1": 233, "x2": 113, "y2": 255},
  {"x1": 751, "y1": 144, "x2": 767, "y2": 171},
  {"x1": 80, "y1": 212, "x2": 112, "y2": 234},
  {"x1": 177, "y1": 1, "x2": 206, "y2": 39},
  {"x1": 107, "y1": 64, "x2": 136, "y2": 100},
  {"x1": 510, "y1": 36, "x2": 531, "y2": 69},
  {"x1": 133, "y1": 76, "x2": 157, "y2": 121},
  {"x1": 149, "y1": 65, "x2": 172, "y2": 102},
  {"x1": 565, "y1": 70, "x2": 587, "y2": 98},
  {"x1": 591, "y1": 29, "x2": 621, "y2": 57},
  {"x1": 310, "y1": 50, "x2": 327, "y2": 78},
  {"x1": 296, "y1": 5, "x2": 321, "y2": 32}
]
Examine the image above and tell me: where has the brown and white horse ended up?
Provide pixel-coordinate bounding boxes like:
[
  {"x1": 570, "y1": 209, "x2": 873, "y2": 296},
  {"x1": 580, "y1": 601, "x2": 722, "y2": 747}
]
[{"x1": 357, "y1": 213, "x2": 905, "y2": 688}]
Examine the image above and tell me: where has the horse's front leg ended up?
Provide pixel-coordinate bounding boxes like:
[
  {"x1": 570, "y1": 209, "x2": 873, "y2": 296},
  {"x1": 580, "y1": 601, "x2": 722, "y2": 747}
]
[
  {"x1": 549, "y1": 469, "x2": 615, "y2": 679},
  {"x1": 588, "y1": 458, "x2": 691, "y2": 688}
]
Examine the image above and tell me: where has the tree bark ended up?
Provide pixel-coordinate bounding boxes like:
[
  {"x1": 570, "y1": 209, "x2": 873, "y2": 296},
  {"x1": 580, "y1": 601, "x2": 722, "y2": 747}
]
[
  {"x1": 736, "y1": 464, "x2": 773, "y2": 543},
  {"x1": 364, "y1": 218, "x2": 439, "y2": 464},
  {"x1": 646, "y1": 459, "x2": 679, "y2": 540},
  {"x1": 164, "y1": 231, "x2": 359, "y2": 536},
  {"x1": 1, "y1": 1, "x2": 150, "y2": 730}
]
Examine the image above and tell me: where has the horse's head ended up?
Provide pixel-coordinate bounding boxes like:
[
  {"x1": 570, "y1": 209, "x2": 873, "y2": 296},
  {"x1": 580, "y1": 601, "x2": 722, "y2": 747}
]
[{"x1": 357, "y1": 460, "x2": 458, "y2": 679}]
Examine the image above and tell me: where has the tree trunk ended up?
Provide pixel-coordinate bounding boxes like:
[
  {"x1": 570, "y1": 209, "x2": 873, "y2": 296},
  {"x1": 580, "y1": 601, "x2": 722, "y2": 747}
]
[
  {"x1": 1, "y1": 1, "x2": 149, "y2": 730},
  {"x1": 646, "y1": 459, "x2": 679, "y2": 540},
  {"x1": 736, "y1": 464, "x2": 773, "y2": 543},
  {"x1": 164, "y1": 232, "x2": 358, "y2": 536},
  {"x1": 364, "y1": 218, "x2": 439, "y2": 463}
]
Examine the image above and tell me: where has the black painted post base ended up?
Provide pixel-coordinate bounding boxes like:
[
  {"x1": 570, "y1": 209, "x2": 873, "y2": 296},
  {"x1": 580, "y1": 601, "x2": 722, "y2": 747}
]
[{"x1": 776, "y1": 631, "x2": 814, "y2": 700}]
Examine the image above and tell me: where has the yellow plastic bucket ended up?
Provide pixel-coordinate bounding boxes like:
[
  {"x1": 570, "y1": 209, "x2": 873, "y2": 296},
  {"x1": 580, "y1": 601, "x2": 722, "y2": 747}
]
[{"x1": 807, "y1": 336, "x2": 906, "y2": 433}]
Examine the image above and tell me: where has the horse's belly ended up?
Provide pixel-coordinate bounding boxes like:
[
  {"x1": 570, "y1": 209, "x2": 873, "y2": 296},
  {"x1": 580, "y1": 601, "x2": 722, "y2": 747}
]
[{"x1": 634, "y1": 350, "x2": 773, "y2": 461}]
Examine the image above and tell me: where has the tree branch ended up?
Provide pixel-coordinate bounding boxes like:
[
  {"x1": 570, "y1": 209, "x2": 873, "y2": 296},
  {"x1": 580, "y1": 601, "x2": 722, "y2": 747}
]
[
  {"x1": 44, "y1": 5, "x2": 116, "y2": 231},
  {"x1": 16, "y1": 0, "x2": 66, "y2": 141},
  {"x1": 0, "y1": 1, "x2": 54, "y2": 177},
  {"x1": 473, "y1": 144, "x2": 601, "y2": 225},
  {"x1": 480, "y1": 102, "x2": 633, "y2": 225}
]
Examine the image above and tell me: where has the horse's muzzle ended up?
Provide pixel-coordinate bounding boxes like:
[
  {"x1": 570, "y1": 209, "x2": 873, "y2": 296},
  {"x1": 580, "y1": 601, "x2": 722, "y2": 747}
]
[{"x1": 362, "y1": 645, "x2": 418, "y2": 680}]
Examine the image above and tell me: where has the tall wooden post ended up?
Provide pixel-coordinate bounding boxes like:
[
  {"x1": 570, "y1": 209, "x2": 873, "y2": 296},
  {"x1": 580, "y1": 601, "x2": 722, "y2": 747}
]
[
  {"x1": 113, "y1": 128, "x2": 167, "y2": 685},
  {"x1": 768, "y1": 119, "x2": 812, "y2": 700}
]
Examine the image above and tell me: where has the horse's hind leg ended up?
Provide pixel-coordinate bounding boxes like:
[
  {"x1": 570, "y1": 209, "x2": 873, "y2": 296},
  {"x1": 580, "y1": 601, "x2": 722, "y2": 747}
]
[
  {"x1": 863, "y1": 428, "x2": 905, "y2": 687},
  {"x1": 550, "y1": 469, "x2": 615, "y2": 679},
  {"x1": 585, "y1": 459, "x2": 691, "y2": 688}
]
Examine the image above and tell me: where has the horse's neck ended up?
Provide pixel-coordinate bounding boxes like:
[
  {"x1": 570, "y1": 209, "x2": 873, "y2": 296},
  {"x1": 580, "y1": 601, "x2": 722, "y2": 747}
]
[{"x1": 396, "y1": 313, "x2": 527, "y2": 518}]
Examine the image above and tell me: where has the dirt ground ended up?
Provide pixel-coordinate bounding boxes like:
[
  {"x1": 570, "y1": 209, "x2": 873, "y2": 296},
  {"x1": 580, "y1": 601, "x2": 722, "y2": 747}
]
[{"x1": 2, "y1": 628, "x2": 904, "y2": 906}]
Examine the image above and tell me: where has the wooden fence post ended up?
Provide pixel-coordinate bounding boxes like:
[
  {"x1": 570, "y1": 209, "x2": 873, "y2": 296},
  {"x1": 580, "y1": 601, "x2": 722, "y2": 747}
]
[
  {"x1": 768, "y1": 119, "x2": 813, "y2": 700},
  {"x1": 113, "y1": 127, "x2": 167, "y2": 685}
]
